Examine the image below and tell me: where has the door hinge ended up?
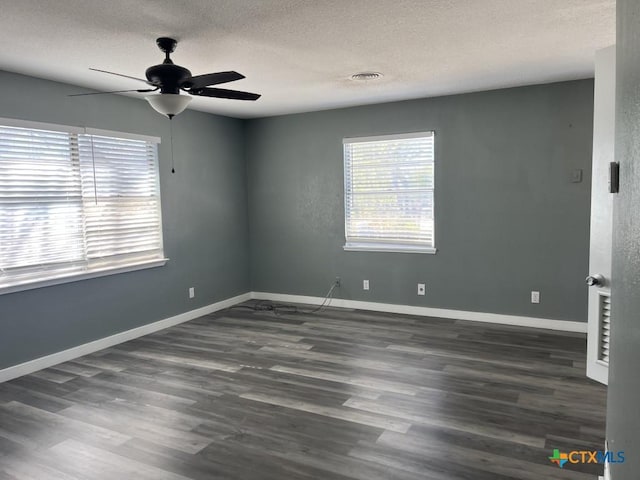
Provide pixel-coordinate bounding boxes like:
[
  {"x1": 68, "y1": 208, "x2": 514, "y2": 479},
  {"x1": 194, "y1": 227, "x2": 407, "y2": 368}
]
[{"x1": 609, "y1": 162, "x2": 620, "y2": 194}]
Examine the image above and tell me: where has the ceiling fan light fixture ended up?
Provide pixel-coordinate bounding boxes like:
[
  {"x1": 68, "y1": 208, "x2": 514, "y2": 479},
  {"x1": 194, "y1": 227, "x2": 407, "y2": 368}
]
[{"x1": 146, "y1": 93, "x2": 192, "y2": 118}]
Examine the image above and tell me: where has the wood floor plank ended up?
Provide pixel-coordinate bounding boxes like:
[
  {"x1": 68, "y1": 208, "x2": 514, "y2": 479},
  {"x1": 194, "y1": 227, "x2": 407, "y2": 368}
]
[
  {"x1": 0, "y1": 300, "x2": 606, "y2": 479},
  {"x1": 239, "y1": 391, "x2": 412, "y2": 433},
  {"x1": 50, "y1": 439, "x2": 193, "y2": 480}
]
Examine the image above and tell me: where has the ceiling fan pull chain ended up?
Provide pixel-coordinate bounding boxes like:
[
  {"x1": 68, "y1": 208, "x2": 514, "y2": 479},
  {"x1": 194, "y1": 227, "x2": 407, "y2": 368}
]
[{"x1": 170, "y1": 117, "x2": 175, "y2": 174}]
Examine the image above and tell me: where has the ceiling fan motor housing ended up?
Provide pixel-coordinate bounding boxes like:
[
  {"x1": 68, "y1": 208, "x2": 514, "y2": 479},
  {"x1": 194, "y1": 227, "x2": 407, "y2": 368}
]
[
  {"x1": 145, "y1": 63, "x2": 192, "y2": 94},
  {"x1": 145, "y1": 38, "x2": 192, "y2": 94}
]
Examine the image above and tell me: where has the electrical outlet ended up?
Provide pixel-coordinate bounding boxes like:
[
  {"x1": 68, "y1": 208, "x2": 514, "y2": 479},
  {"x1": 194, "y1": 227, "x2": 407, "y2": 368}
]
[
  {"x1": 417, "y1": 283, "x2": 426, "y2": 296},
  {"x1": 531, "y1": 291, "x2": 540, "y2": 304},
  {"x1": 363, "y1": 279, "x2": 370, "y2": 291},
  {"x1": 189, "y1": 287, "x2": 195, "y2": 299}
]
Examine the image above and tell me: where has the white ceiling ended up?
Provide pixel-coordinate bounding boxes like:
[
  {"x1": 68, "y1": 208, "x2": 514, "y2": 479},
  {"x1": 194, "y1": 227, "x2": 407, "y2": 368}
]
[{"x1": 0, "y1": 0, "x2": 615, "y2": 119}]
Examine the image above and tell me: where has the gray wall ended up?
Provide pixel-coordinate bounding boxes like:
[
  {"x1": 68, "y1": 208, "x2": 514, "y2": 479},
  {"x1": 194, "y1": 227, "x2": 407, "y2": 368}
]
[
  {"x1": 0, "y1": 72, "x2": 595, "y2": 371},
  {"x1": 607, "y1": 0, "x2": 640, "y2": 477},
  {"x1": 0, "y1": 71, "x2": 250, "y2": 369},
  {"x1": 246, "y1": 80, "x2": 594, "y2": 321}
]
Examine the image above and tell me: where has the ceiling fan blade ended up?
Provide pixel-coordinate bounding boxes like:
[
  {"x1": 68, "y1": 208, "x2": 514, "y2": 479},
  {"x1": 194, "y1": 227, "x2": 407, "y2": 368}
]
[
  {"x1": 190, "y1": 87, "x2": 261, "y2": 101},
  {"x1": 182, "y1": 71, "x2": 245, "y2": 89},
  {"x1": 89, "y1": 68, "x2": 157, "y2": 86},
  {"x1": 68, "y1": 88, "x2": 158, "y2": 97}
]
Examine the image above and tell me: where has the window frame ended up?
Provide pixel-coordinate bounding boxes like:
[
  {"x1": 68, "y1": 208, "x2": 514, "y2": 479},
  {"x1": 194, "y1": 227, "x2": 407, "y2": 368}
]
[
  {"x1": 0, "y1": 117, "x2": 167, "y2": 296},
  {"x1": 342, "y1": 131, "x2": 436, "y2": 254}
]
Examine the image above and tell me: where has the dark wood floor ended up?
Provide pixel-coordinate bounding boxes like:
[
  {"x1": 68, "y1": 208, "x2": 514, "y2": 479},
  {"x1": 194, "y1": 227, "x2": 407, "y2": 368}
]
[{"x1": 0, "y1": 301, "x2": 606, "y2": 479}]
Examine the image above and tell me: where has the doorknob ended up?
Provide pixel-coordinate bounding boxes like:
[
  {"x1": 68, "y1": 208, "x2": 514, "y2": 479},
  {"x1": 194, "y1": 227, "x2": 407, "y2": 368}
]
[{"x1": 586, "y1": 274, "x2": 606, "y2": 287}]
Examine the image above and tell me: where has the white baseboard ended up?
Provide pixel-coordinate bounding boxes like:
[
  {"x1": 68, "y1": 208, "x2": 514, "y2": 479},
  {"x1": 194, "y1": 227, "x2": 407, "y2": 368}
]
[
  {"x1": 0, "y1": 292, "x2": 252, "y2": 384},
  {"x1": 250, "y1": 292, "x2": 587, "y2": 333},
  {"x1": 0, "y1": 291, "x2": 586, "y2": 384}
]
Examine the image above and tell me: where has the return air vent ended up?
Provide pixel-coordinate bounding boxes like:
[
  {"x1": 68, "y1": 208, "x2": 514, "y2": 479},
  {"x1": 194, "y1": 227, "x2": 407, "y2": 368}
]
[{"x1": 599, "y1": 294, "x2": 611, "y2": 364}]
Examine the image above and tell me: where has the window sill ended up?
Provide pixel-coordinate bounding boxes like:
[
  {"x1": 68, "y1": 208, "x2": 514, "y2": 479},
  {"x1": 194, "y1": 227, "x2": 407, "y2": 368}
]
[
  {"x1": 0, "y1": 258, "x2": 169, "y2": 296},
  {"x1": 343, "y1": 243, "x2": 437, "y2": 254}
]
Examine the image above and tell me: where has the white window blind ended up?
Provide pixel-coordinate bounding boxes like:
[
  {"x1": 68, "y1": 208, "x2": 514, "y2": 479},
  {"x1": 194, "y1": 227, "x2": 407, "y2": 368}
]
[
  {"x1": 343, "y1": 132, "x2": 435, "y2": 253},
  {"x1": 0, "y1": 119, "x2": 165, "y2": 293},
  {"x1": 78, "y1": 134, "x2": 163, "y2": 263}
]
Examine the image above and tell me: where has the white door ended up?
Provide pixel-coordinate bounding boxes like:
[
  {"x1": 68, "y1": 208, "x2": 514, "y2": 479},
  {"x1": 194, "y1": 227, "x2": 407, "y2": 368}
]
[{"x1": 587, "y1": 46, "x2": 615, "y2": 385}]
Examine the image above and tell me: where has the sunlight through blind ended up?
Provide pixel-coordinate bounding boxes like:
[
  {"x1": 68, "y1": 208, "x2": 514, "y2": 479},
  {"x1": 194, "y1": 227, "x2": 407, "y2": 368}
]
[
  {"x1": 343, "y1": 132, "x2": 435, "y2": 253},
  {"x1": 0, "y1": 120, "x2": 163, "y2": 291},
  {"x1": 78, "y1": 134, "x2": 163, "y2": 262}
]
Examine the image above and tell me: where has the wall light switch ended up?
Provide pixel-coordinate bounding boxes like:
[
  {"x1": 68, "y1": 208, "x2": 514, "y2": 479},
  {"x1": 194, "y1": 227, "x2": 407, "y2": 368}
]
[
  {"x1": 363, "y1": 280, "x2": 370, "y2": 291},
  {"x1": 531, "y1": 291, "x2": 540, "y2": 304},
  {"x1": 418, "y1": 283, "x2": 426, "y2": 296},
  {"x1": 189, "y1": 287, "x2": 195, "y2": 299}
]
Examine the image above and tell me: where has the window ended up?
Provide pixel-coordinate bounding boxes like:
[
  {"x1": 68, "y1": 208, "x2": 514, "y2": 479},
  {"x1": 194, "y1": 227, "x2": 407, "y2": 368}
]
[
  {"x1": 0, "y1": 118, "x2": 165, "y2": 294},
  {"x1": 343, "y1": 131, "x2": 435, "y2": 253}
]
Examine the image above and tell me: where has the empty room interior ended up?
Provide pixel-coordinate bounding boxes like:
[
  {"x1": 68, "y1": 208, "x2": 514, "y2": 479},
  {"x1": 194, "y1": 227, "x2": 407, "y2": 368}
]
[{"x1": 1, "y1": 1, "x2": 640, "y2": 479}]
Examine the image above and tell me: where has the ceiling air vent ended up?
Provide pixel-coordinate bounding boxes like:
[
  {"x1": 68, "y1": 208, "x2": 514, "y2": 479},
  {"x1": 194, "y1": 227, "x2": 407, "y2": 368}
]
[{"x1": 351, "y1": 72, "x2": 383, "y2": 81}]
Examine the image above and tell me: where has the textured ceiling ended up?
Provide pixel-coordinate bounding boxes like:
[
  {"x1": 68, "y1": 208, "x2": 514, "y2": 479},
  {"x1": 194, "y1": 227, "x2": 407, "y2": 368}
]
[{"x1": 0, "y1": 0, "x2": 615, "y2": 119}]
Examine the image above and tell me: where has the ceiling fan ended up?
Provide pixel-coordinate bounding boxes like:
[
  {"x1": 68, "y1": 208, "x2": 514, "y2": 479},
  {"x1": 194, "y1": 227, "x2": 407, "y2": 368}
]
[{"x1": 71, "y1": 37, "x2": 261, "y2": 118}]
